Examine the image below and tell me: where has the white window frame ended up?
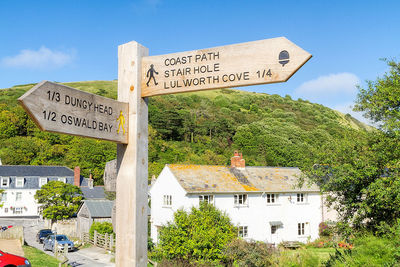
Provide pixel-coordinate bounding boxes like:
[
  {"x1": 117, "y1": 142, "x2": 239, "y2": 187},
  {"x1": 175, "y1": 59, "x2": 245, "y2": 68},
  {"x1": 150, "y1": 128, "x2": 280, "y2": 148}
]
[
  {"x1": 14, "y1": 207, "x2": 23, "y2": 214},
  {"x1": 1, "y1": 177, "x2": 9, "y2": 188},
  {"x1": 234, "y1": 194, "x2": 248, "y2": 207},
  {"x1": 16, "y1": 177, "x2": 24, "y2": 188},
  {"x1": 238, "y1": 226, "x2": 248, "y2": 238},
  {"x1": 15, "y1": 192, "x2": 22, "y2": 201},
  {"x1": 298, "y1": 222, "x2": 306, "y2": 236},
  {"x1": 199, "y1": 195, "x2": 214, "y2": 205},
  {"x1": 39, "y1": 177, "x2": 48, "y2": 187},
  {"x1": 163, "y1": 195, "x2": 172, "y2": 207},
  {"x1": 296, "y1": 193, "x2": 307, "y2": 203},
  {"x1": 266, "y1": 193, "x2": 279, "y2": 204},
  {"x1": 58, "y1": 177, "x2": 67, "y2": 183},
  {"x1": 1, "y1": 192, "x2": 6, "y2": 202}
]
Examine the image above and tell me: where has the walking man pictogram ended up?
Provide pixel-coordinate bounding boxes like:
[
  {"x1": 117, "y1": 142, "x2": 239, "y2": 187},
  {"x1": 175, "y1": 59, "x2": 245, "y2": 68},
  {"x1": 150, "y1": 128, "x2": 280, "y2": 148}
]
[
  {"x1": 116, "y1": 111, "x2": 126, "y2": 134},
  {"x1": 146, "y1": 64, "x2": 158, "y2": 86}
]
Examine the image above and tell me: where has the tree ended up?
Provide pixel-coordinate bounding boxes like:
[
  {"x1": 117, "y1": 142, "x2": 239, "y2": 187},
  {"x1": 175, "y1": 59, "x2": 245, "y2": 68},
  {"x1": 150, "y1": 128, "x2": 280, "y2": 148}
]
[
  {"x1": 157, "y1": 202, "x2": 237, "y2": 264},
  {"x1": 354, "y1": 59, "x2": 400, "y2": 135},
  {"x1": 0, "y1": 189, "x2": 4, "y2": 208},
  {"x1": 35, "y1": 181, "x2": 83, "y2": 221}
]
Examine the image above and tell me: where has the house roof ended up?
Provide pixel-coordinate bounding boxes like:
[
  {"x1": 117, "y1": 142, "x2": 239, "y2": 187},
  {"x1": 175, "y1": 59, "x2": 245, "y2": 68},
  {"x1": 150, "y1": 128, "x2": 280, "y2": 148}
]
[
  {"x1": 83, "y1": 200, "x2": 113, "y2": 218},
  {"x1": 80, "y1": 186, "x2": 106, "y2": 199},
  {"x1": 0, "y1": 165, "x2": 74, "y2": 177},
  {"x1": 166, "y1": 164, "x2": 319, "y2": 193}
]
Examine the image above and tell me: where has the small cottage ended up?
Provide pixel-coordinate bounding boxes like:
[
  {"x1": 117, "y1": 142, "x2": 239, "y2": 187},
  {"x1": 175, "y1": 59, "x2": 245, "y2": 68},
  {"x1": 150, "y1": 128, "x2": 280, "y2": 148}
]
[{"x1": 77, "y1": 199, "x2": 113, "y2": 236}]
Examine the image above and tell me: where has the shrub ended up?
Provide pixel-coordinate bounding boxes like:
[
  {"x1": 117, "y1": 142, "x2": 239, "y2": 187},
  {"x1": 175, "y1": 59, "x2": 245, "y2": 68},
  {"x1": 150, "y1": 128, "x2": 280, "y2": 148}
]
[
  {"x1": 324, "y1": 234, "x2": 400, "y2": 266},
  {"x1": 89, "y1": 222, "x2": 114, "y2": 238},
  {"x1": 157, "y1": 202, "x2": 236, "y2": 264},
  {"x1": 223, "y1": 239, "x2": 274, "y2": 266},
  {"x1": 272, "y1": 248, "x2": 321, "y2": 267}
]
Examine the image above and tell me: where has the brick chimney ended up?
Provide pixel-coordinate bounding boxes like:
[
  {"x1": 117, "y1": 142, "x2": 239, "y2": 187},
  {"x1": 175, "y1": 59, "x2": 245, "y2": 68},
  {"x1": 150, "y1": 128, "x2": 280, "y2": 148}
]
[
  {"x1": 231, "y1": 151, "x2": 245, "y2": 169},
  {"x1": 74, "y1": 166, "x2": 80, "y2": 186}
]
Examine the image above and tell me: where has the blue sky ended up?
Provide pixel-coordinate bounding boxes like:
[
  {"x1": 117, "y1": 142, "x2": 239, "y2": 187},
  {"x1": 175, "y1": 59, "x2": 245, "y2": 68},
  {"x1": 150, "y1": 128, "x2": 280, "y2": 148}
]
[{"x1": 1, "y1": 0, "x2": 399, "y2": 123}]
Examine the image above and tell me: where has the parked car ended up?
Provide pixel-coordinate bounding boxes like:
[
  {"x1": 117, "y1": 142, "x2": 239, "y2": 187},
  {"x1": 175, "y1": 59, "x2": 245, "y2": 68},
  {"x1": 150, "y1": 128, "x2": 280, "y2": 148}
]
[
  {"x1": 43, "y1": 234, "x2": 75, "y2": 252},
  {"x1": 0, "y1": 249, "x2": 31, "y2": 267},
  {"x1": 36, "y1": 229, "x2": 53, "y2": 243}
]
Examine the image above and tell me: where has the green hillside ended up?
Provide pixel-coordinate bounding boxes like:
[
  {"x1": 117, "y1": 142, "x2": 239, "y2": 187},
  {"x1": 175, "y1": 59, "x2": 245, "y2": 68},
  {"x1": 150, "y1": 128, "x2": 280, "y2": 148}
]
[{"x1": 0, "y1": 81, "x2": 373, "y2": 184}]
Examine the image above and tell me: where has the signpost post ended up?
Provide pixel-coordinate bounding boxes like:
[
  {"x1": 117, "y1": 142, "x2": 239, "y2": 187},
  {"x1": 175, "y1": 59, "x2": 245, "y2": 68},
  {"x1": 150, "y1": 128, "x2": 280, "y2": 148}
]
[{"x1": 19, "y1": 37, "x2": 311, "y2": 267}]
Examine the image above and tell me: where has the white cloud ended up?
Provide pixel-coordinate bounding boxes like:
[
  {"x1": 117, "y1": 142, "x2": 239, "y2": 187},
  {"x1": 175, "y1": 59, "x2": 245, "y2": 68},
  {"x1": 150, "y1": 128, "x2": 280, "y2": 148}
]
[
  {"x1": 294, "y1": 73, "x2": 360, "y2": 104},
  {"x1": 1, "y1": 46, "x2": 75, "y2": 69}
]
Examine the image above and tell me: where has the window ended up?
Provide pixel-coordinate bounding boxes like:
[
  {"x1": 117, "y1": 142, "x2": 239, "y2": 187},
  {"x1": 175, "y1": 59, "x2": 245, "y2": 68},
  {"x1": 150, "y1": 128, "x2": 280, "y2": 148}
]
[
  {"x1": 234, "y1": 194, "x2": 248, "y2": 206},
  {"x1": 163, "y1": 195, "x2": 172, "y2": 206},
  {"x1": 1, "y1": 178, "x2": 9, "y2": 188},
  {"x1": 199, "y1": 195, "x2": 214, "y2": 204},
  {"x1": 298, "y1": 223, "x2": 305, "y2": 235},
  {"x1": 1, "y1": 192, "x2": 6, "y2": 202},
  {"x1": 4, "y1": 208, "x2": 8, "y2": 213},
  {"x1": 58, "y1": 177, "x2": 66, "y2": 183},
  {"x1": 14, "y1": 207, "x2": 22, "y2": 214},
  {"x1": 39, "y1": 178, "x2": 48, "y2": 187},
  {"x1": 16, "y1": 177, "x2": 24, "y2": 188},
  {"x1": 266, "y1": 194, "x2": 277, "y2": 204},
  {"x1": 271, "y1": 225, "x2": 277, "y2": 234},
  {"x1": 297, "y1": 193, "x2": 305, "y2": 203},
  {"x1": 16, "y1": 192, "x2": 22, "y2": 201},
  {"x1": 238, "y1": 226, "x2": 248, "y2": 237}
]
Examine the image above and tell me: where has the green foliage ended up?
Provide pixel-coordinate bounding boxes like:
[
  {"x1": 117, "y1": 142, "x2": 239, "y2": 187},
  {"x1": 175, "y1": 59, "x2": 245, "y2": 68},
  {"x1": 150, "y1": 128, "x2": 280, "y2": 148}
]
[
  {"x1": 156, "y1": 202, "x2": 236, "y2": 264},
  {"x1": 0, "y1": 81, "x2": 372, "y2": 185},
  {"x1": 0, "y1": 189, "x2": 4, "y2": 208},
  {"x1": 34, "y1": 181, "x2": 83, "y2": 221},
  {"x1": 354, "y1": 59, "x2": 400, "y2": 135},
  {"x1": 272, "y1": 248, "x2": 321, "y2": 267},
  {"x1": 324, "y1": 234, "x2": 400, "y2": 267},
  {"x1": 305, "y1": 130, "x2": 400, "y2": 232},
  {"x1": 223, "y1": 239, "x2": 274, "y2": 266},
  {"x1": 89, "y1": 222, "x2": 114, "y2": 238}
]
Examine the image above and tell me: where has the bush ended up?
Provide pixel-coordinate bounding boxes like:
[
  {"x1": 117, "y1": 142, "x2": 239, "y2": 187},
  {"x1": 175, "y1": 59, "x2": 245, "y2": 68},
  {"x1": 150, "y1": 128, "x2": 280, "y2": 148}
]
[
  {"x1": 89, "y1": 222, "x2": 114, "y2": 238},
  {"x1": 272, "y1": 248, "x2": 321, "y2": 267},
  {"x1": 324, "y1": 234, "x2": 400, "y2": 266},
  {"x1": 319, "y1": 222, "x2": 333, "y2": 237},
  {"x1": 223, "y1": 239, "x2": 274, "y2": 266},
  {"x1": 156, "y1": 202, "x2": 236, "y2": 264}
]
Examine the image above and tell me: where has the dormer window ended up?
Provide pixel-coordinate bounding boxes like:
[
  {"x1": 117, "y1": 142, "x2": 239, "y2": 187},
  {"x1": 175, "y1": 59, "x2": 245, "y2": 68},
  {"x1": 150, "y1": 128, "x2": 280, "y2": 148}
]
[
  {"x1": 1, "y1": 177, "x2": 9, "y2": 188},
  {"x1": 16, "y1": 177, "x2": 24, "y2": 188}
]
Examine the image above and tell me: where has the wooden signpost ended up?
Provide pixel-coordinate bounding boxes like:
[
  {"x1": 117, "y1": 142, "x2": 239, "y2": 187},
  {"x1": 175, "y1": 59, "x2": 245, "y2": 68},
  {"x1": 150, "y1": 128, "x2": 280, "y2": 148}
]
[
  {"x1": 18, "y1": 81, "x2": 129, "y2": 144},
  {"x1": 19, "y1": 37, "x2": 311, "y2": 267},
  {"x1": 142, "y1": 37, "x2": 311, "y2": 97}
]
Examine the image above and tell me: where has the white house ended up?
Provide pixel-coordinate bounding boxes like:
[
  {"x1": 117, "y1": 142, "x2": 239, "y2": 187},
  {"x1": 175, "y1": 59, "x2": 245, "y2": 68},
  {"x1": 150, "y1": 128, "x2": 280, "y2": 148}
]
[
  {"x1": 0, "y1": 165, "x2": 104, "y2": 218},
  {"x1": 150, "y1": 152, "x2": 328, "y2": 245}
]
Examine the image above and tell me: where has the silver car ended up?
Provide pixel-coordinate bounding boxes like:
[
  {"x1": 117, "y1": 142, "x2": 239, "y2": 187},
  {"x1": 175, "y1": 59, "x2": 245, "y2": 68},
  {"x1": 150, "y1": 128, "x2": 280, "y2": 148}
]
[{"x1": 43, "y1": 234, "x2": 75, "y2": 252}]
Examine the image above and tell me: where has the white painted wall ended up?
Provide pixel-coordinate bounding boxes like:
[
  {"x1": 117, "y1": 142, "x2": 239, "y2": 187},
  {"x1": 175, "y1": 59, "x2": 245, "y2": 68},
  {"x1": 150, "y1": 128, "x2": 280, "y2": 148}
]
[
  {"x1": 0, "y1": 189, "x2": 39, "y2": 217},
  {"x1": 150, "y1": 166, "x2": 323, "y2": 244}
]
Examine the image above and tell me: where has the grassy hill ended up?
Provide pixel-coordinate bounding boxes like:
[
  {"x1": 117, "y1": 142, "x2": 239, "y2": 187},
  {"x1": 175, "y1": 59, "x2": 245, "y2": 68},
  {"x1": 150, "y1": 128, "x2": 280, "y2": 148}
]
[{"x1": 0, "y1": 81, "x2": 373, "y2": 184}]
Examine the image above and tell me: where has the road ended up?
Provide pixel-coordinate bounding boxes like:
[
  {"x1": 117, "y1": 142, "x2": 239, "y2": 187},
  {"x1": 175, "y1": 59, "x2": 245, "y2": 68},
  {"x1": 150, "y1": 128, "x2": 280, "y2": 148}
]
[{"x1": 0, "y1": 218, "x2": 115, "y2": 266}]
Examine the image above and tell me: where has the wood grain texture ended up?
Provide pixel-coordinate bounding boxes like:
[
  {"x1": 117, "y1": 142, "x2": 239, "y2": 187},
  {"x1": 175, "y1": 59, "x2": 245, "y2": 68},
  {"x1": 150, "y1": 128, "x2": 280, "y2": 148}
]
[
  {"x1": 115, "y1": 41, "x2": 149, "y2": 267},
  {"x1": 142, "y1": 37, "x2": 311, "y2": 97},
  {"x1": 18, "y1": 81, "x2": 129, "y2": 143}
]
